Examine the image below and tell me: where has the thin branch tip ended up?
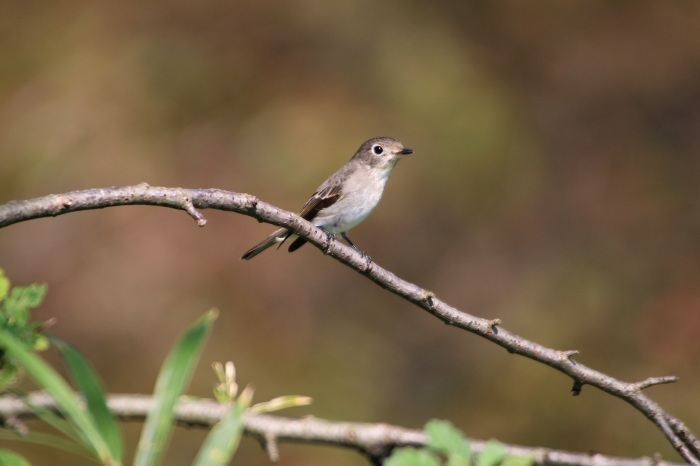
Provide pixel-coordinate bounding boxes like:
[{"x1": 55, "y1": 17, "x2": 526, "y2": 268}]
[
  {"x1": 561, "y1": 350, "x2": 579, "y2": 362},
  {"x1": 175, "y1": 189, "x2": 208, "y2": 226},
  {"x1": 487, "y1": 318, "x2": 501, "y2": 329},
  {"x1": 635, "y1": 376, "x2": 679, "y2": 391},
  {"x1": 421, "y1": 291, "x2": 436, "y2": 307},
  {"x1": 242, "y1": 193, "x2": 259, "y2": 209},
  {"x1": 56, "y1": 194, "x2": 73, "y2": 210},
  {"x1": 263, "y1": 434, "x2": 280, "y2": 462},
  {"x1": 185, "y1": 202, "x2": 207, "y2": 226}
]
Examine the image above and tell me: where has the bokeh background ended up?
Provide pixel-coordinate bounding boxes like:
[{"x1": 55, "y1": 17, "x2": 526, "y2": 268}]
[{"x1": 2, "y1": 1, "x2": 700, "y2": 464}]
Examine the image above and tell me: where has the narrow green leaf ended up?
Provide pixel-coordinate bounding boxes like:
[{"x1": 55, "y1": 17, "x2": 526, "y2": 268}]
[
  {"x1": 0, "y1": 429, "x2": 96, "y2": 462},
  {"x1": 21, "y1": 394, "x2": 81, "y2": 441},
  {"x1": 385, "y1": 448, "x2": 441, "y2": 466},
  {"x1": 54, "y1": 338, "x2": 124, "y2": 463},
  {"x1": 500, "y1": 455, "x2": 535, "y2": 466},
  {"x1": 0, "y1": 449, "x2": 31, "y2": 466},
  {"x1": 0, "y1": 330, "x2": 111, "y2": 462},
  {"x1": 192, "y1": 397, "x2": 249, "y2": 466},
  {"x1": 0, "y1": 268, "x2": 10, "y2": 302},
  {"x1": 446, "y1": 454, "x2": 471, "y2": 466},
  {"x1": 134, "y1": 309, "x2": 217, "y2": 466},
  {"x1": 476, "y1": 440, "x2": 507, "y2": 466},
  {"x1": 425, "y1": 419, "x2": 470, "y2": 459},
  {"x1": 0, "y1": 365, "x2": 19, "y2": 391},
  {"x1": 249, "y1": 395, "x2": 312, "y2": 414}
]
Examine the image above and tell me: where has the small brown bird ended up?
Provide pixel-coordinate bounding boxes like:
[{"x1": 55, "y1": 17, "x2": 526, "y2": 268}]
[{"x1": 241, "y1": 137, "x2": 413, "y2": 260}]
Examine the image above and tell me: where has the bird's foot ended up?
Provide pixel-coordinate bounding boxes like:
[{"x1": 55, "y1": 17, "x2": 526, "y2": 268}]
[
  {"x1": 351, "y1": 245, "x2": 372, "y2": 271},
  {"x1": 322, "y1": 231, "x2": 335, "y2": 255}
]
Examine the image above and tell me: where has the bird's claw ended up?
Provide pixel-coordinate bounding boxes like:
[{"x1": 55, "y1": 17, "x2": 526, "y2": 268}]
[
  {"x1": 322, "y1": 231, "x2": 335, "y2": 255},
  {"x1": 362, "y1": 252, "x2": 372, "y2": 271},
  {"x1": 352, "y1": 246, "x2": 372, "y2": 270}
]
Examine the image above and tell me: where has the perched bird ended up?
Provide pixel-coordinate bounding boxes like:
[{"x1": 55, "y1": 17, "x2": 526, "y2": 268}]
[{"x1": 241, "y1": 136, "x2": 413, "y2": 261}]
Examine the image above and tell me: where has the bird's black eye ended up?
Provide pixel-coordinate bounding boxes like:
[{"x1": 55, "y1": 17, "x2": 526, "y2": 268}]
[{"x1": 372, "y1": 145, "x2": 383, "y2": 155}]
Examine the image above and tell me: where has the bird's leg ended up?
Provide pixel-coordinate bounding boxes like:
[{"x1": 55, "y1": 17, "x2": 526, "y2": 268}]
[{"x1": 341, "y1": 233, "x2": 372, "y2": 267}]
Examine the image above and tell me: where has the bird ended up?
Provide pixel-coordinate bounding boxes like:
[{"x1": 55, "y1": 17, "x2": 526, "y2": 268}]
[{"x1": 241, "y1": 136, "x2": 413, "y2": 261}]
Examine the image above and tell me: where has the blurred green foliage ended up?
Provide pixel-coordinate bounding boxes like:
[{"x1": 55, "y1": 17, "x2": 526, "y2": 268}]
[
  {"x1": 0, "y1": 283, "x2": 252, "y2": 466},
  {"x1": 0, "y1": 269, "x2": 315, "y2": 465},
  {"x1": 386, "y1": 420, "x2": 532, "y2": 466},
  {"x1": 0, "y1": 269, "x2": 49, "y2": 390}
]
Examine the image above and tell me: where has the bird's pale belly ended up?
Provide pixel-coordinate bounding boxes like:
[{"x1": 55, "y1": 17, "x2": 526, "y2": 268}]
[{"x1": 314, "y1": 186, "x2": 384, "y2": 234}]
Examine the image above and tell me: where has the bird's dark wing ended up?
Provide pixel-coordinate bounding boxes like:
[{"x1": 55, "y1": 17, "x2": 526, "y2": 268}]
[
  {"x1": 280, "y1": 181, "x2": 344, "y2": 252},
  {"x1": 297, "y1": 182, "x2": 343, "y2": 221}
]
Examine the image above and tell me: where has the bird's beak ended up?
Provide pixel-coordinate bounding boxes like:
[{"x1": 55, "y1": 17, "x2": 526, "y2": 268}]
[{"x1": 399, "y1": 148, "x2": 414, "y2": 155}]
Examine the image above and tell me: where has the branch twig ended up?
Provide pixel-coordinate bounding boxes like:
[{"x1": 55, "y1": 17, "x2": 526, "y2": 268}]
[
  {"x1": 0, "y1": 185, "x2": 698, "y2": 463},
  {"x1": 0, "y1": 392, "x2": 684, "y2": 466}
]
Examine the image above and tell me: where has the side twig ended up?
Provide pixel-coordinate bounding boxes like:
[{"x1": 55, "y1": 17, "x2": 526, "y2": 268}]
[{"x1": 0, "y1": 186, "x2": 698, "y2": 463}]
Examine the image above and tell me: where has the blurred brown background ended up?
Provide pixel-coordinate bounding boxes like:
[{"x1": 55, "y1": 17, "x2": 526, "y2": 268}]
[{"x1": 2, "y1": 1, "x2": 700, "y2": 464}]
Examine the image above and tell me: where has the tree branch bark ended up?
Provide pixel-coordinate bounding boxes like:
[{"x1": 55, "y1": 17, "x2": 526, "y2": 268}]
[
  {"x1": 0, "y1": 392, "x2": 684, "y2": 466},
  {"x1": 0, "y1": 185, "x2": 698, "y2": 463}
]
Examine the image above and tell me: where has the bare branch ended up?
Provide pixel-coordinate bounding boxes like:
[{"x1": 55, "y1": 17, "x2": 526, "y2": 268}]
[
  {"x1": 0, "y1": 185, "x2": 698, "y2": 463},
  {"x1": 634, "y1": 377, "x2": 679, "y2": 391},
  {"x1": 0, "y1": 392, "x2": 684, "y2": 466}
]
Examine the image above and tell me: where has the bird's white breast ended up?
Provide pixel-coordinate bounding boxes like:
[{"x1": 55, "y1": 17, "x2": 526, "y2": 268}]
[{"x1": 314, "y1": 164, "x2": 394, "y2": 234}]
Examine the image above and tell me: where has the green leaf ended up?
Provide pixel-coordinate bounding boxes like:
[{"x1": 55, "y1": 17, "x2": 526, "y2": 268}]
[
  {"x1": 476, "y1": 440, "x2": 507, "y2": 466},
  {"x1": 134, "y1": 309, "x2": 217, "y2": 466},
  {"x1": 446, "y1": 454, "x2": 471, "y2": 466},
  {"x1": 385, "y1": 448, "x2": 441, "y2": 466},
  {"x1": 500, "y1": 455, "x2": 535, "y2": 466},
  {"x1": 0, "y1": 429, "x2": 96, "y2": 462},
  {"x1": 0, "y1": 364, "x2": 18, "y2": 391},
  {"x1": 33, "y1": 334, "x2": 50, "y2": 352},
  {"x1": 0, "y1": 269, "x2": 10, "y2": 302},
  {"x1": 0, "y1": 330, "x2": 113, "y2": 463},
  {"x1": 0, "y1": 274, "x2": 49, "y2": 390},
  {"x1": 249, "y1": 395, "x2": 312, "y2": 414},
  {"x1": 54, "y1": 338, "x2": 124, "y2": 463},
  {"x1": 192, "y1": 395, "x2": 250, "y2": 466},
  {"x1": 21, "y1": 395, "x2": 81, "y2": 441},
  {"x1": 3, "y1": 284, "x2": 47, "y2": 325},
  {"x1": 0, "y1": 449, "x2": 31, "y2": 466},
  {"x1": 425, "y1": 419, "x2": 470, "y2": 459}
]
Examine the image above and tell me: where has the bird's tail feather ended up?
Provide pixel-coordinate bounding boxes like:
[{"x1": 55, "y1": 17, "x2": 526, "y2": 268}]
[
  {"x1": 287, "y1": 237, "x2": 308, "y2": 252},
  {"x1": 240, "y1": 228, "x2": 289, "y2": 260}
]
